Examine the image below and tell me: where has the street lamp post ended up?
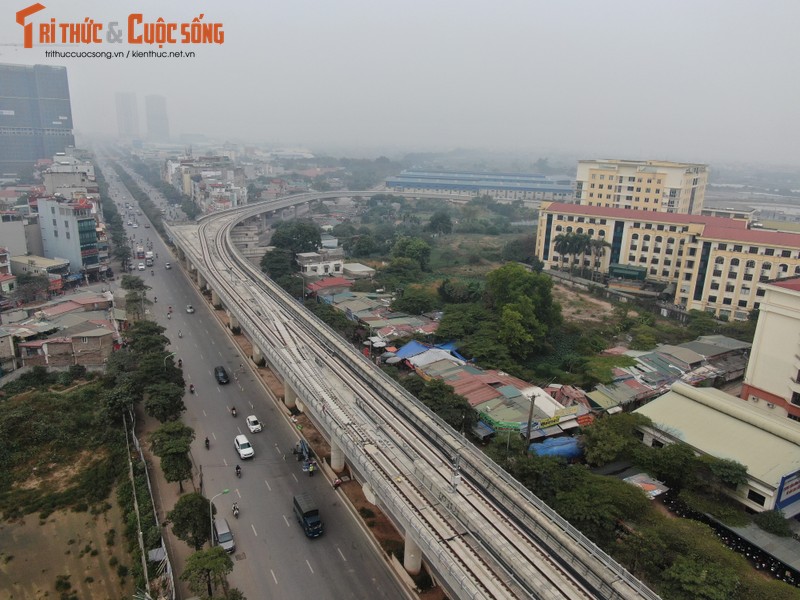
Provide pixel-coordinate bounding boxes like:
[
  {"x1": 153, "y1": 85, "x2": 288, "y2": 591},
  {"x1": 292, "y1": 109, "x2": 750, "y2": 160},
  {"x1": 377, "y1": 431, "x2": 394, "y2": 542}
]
[
  {"x1": 163, "y1": 352, "x2": 177, "y2": 371},
  {"x1": 209, "y1": 489, "x2": 230, "y2": 550}
]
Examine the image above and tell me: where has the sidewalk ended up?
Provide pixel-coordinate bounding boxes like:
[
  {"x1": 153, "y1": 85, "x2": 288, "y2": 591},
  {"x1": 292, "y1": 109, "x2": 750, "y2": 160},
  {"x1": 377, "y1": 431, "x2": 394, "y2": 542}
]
[{"x1": 135, "y1": 408, "x2": 198, "y2": 600}]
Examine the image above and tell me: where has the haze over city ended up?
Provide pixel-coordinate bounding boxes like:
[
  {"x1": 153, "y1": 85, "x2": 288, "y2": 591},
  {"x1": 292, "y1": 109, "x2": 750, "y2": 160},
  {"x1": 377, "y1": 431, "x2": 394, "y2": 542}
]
[{"x1": 2, "y1": 0, "x2": 800, "y2": 165}]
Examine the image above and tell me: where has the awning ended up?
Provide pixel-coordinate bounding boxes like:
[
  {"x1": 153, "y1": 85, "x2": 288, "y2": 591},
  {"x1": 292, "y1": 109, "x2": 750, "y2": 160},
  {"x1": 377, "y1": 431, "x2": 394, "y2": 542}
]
[
  {"x1": 472, "y1": 421, "x2": 495, "y2": 441},
  {"x1": 64, "y1": 274, "x2": 83, "y2": 282},
  {"x1": 559, "y1": 419, "x2": 580, "y2": 430},
  {"x1": 607, "y1": 406, "x2": 623, "y2": 414}
]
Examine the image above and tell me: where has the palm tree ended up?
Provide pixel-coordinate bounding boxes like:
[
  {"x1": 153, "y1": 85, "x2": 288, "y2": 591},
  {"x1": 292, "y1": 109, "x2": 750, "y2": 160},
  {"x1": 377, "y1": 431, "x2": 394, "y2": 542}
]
[
  {"x1": 589, "y1": 238, "x2": 611, "y2": 282},
  {"x1": 553, "y1": 233, "x2": 572, "y2": 273},
  {"x1": 570, "y1": 233, "x2": 592, "y2": 278}
]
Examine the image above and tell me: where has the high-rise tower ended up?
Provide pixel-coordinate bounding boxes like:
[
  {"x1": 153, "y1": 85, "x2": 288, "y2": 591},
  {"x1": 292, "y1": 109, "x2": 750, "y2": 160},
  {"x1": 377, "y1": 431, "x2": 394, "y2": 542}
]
[
  {"x1": 115, "y1": 92, "x2": 140, "y2": 139},
  {"x1": 145, "y1": 94, "x2": 170, "y2": 142},
  {"x1": 0, "y1": 63, "x2": 75, "y2": 177}
]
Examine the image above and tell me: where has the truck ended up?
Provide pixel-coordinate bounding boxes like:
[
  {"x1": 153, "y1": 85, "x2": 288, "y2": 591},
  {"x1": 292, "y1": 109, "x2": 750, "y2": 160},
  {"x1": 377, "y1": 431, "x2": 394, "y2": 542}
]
[
  {"x1": 145, "y1": 251, "x2": 154, "y2": 260},
  {"x1": 145, "y1": 257, "x2": 154, "y2": 267},
  {"x1": 293, "y1": 493, "x2": 323, "y2": 538}
]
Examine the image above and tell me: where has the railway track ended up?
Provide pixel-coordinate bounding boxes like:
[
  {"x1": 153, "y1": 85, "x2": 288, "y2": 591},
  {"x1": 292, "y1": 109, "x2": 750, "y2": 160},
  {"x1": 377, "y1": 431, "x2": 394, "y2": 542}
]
[{"x1": 170, "y1": 195, "x2": 660, "y2": 600}]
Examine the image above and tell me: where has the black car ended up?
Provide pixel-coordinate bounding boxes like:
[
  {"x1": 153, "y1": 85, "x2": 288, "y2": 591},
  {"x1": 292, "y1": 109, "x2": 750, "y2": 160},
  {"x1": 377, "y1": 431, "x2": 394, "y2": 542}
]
[{"x1": 214, "y1": 366, "x2": 230, "y2": 384}]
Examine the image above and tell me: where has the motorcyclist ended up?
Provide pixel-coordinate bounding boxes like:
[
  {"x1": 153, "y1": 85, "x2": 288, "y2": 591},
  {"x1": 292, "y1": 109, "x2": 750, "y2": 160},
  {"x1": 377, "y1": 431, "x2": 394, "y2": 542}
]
[
  {"x1": 231, "y1": 406, "x2": 237, "y2": 417},
  {"x1": 178, "y1": 330, "x2": 182, "y2": 338},
  {"x1": 154, "y1": 296, "x2": 157, "y2": 303},
  {"x1": 177, "y1": 358, "x2": 182, "y2": 368},
  {"x1": 151, "y1": 270, "x2": 154, "y2": 276},
  {"x1": 232, "y1": 502, "x2": 240, "y2": 517},
  {"x1": 189, "y1": 384, "x2": 195, "y2": 394},
  {"x1": 235, "y1": 465, "x2": 241, "y2": 477},
  {"x1": 204, "y1": 437, "x2": 209, "y2": 449}
]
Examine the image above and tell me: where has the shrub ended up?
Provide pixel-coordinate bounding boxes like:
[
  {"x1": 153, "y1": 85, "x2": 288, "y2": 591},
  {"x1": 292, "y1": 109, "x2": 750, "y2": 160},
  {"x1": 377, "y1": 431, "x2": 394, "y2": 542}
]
[{"x1": 753, "y1": 510, "x2": 792, "y2": 537}]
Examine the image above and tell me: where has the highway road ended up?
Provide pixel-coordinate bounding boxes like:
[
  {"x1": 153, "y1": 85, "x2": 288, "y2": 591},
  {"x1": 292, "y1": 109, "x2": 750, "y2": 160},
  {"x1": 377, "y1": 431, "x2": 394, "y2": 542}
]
[{"x1": 102, "y1": 163, "x2": 410, "y2": 600}]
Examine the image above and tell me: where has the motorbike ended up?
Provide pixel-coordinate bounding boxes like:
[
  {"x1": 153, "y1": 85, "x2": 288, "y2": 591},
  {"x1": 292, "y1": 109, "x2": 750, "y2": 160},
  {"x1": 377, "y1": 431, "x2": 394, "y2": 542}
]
[
  {"x1": 178, "y1": 330, "x2": 183, "y2": 338},
  {"x1": 151, "y1": 270, "x2": 154, "y2": 276},
  {"x1": 189, "y1": 384, "x2": 195, "y2": 394},
  {"x1": 204, "y1": 437, "x2": 209, "y2": 450},
  {"x1": 177, "y1": 359, "x2": 182, "y2": 368},
  {"x1": 232, "y1": 503, "x2": 240, "y2": 518},
  {"x1": 231, "y1": 407, "x2": 237, "y2": 417},
  {"x1": 308, "y1": 461, "x2": 316, "y2": 477},
  {"x1": 235, "y1": 465, "x2": 241, "y2": 478}
]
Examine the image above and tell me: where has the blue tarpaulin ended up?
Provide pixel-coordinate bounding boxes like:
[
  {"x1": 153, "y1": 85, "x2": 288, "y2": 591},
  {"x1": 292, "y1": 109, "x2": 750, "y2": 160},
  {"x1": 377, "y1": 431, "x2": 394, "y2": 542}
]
[{"x1": 528, "y1": 437, "x2": 583, "y2": 459}]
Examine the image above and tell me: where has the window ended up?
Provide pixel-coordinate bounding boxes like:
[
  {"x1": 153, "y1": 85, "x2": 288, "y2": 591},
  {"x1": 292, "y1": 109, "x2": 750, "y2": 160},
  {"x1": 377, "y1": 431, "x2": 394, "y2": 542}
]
[
  {"x1": 782, "y1": 249, "x2": 791, "y2": 258},
  {"x1": 81, "y1": 337, "x2": 88, "y2": 344},
  {"x1": 733, "y1": 245, "x2": 742, "y2": 252},
  {"x1": 715, "y1": 257, "x2": 725, "y2": 264},
  {"x1": 749, "y1": 246, "x2": 758, "y2": 254},
  {"x1": 710, "y1": 282, "x2": 720, "y2": 290},
  {"x1": 66, "y1": 231, "x2": 70, "y2": 239},
  {"x1": 730, "y1": 258, "x2": 740, "y2": 266},
  {"x1": 746, "y1": 260, "x2": 756, "y2": 268},
  {"x1": 64, "y1": 220, "x2": 69, "y2": 228},
  {"x1": 651, "y1": 439, "x2": 664, "y2": 449},
  {"x1": 52, "y1": 219, "x2": 57, "y2": 226},
  {"x1": 746, "y1": 490, "x2": 766, "y2": 506},
  {"x1": 792, "y1": 392, "x2": 800, "y2": 406},
  {"x1": 51, "y1": 206, "x2": 55, "y2": 214},
  {"x1": 762, "y1": 262, "x2": 772, "y2": 271},
  {"x1": 738, "y1": 300, "x2": 749, "y2": 308},
  {"x1": 54, "y1": 230, "x2": 58, "y2": 238},
  {"x1": 765, "y1": 248, "x2": 775, "y2": 256},
  {"x1": 708, "y1": 296, "x2": 718, "y2": 303}
]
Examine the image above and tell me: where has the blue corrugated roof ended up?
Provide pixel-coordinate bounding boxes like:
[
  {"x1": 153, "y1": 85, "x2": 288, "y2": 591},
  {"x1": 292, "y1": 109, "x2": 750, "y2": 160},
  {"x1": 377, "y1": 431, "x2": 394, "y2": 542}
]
[{"x1": 394, "y1": 340, "x2": 431, "y2": 359}]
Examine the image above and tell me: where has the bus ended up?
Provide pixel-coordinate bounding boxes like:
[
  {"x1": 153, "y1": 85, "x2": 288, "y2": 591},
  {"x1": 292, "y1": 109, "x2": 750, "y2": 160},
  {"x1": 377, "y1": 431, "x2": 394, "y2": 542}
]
[{"x1": 136, "y1": 246, "x2": 145, "y2": 259}]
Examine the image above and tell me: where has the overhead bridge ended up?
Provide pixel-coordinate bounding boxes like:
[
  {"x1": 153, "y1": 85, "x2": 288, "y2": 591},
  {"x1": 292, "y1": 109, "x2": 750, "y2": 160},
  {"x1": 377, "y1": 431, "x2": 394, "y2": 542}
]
[{"x1": 168, "y1": 192, "x2": 660, "y2": 600}]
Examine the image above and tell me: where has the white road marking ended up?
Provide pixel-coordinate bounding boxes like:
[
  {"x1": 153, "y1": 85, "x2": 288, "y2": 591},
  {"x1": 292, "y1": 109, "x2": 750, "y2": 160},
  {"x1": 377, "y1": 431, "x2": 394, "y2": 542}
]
[
  {"x1": 270, "y1": 570, "x2": 278, "y2": 584},
  {"x1": 223, "y1": 458, "x2": 228, "y2": 466},
  {"x1": 283, "y1": 515, "x2": 290, "y2": 527},
  {"x1": 236, "y1": 489, "x2": 241, "y2": 498},
  {"x1": 251, "y1": 524, "x2": 258, "y2": 536},
  {"x1": 337, "y1": 547, "x2": 347, "y2": 562},
  {"x1": 292, "y1": 473, "x2": 298, "y2": 483},
  {"x1": 264, "y1": 480, "x2": 272, "y2": 491},
  {"x1": 306, "y1": 559, "x2": 314, "y2": 574}
]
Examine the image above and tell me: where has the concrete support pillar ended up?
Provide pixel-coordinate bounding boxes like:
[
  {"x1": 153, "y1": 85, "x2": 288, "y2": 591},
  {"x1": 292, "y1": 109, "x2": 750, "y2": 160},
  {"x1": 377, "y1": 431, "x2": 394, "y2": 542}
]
[
  {"x1": 197, "y1": 272, "x2": 204, "y2": 288},
  {"x1": 252, "y1": 345, "x2": 263, "y2": 365},
  {"x1": 295, "y1": 397, "x2": 305, "y2": 413},
  {"x1": 284, "y1": 385, "x2": 297, "y2": 409},
  {"x1": 330, "y1": 439, "x2": 345, "y2": 472},
  {"x1": 211, "y1": 289, "x2": 219, "y2": 307},
  {"x1": 228, "y1": 313, "x2": 239, "y2": 330},
  {"x1": 363, "y1": 482, "x2": 376, "y2": 505},
  {"x1": 403, "y1": 536, "x2": 422, "y2": 575}
]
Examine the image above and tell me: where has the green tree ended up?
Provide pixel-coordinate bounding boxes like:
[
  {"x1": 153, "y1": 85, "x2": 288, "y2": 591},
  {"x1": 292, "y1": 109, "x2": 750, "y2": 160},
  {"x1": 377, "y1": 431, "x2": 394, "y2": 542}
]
[
  {"x1": 380, "y1": 257, "x2": 422, "y2": 285},
  {"x1": 260, "y1": 248, "x2": 295, "y2": 279},
  {"x1": 270, "y1": 221, "x2": 321, "y2": 254},
  {"x1": 168, "y1": 492, "x2": 212, "y2": 550},
  {"x1": 392, "y1": 236, "x2": 432, "y2": 271},
  {"x1": 13, "y1": 273, "x2": 50, "y2": 303},
  {"x1": 416, "y1": 379, "x2": 476, "y2": 432},
  {"x1": 124, "y1": 321, "x2": 169, "y2": 355},
  {"x1": 392, "y1": 285, "x2": 439, "y2": 315},
  {"x1": 502, "y1": 235, "x2": 537, "y2": 264},
  {"x1": 661, "y1": 555, "x2": 740, "y2": 600},
  {"x1": 144, "y1": 381, "x2": 186, "y2": 422},
  {"x1": 180, "y1": 546, "x2": 233, "y2": 598},
  {"x1": 427, "y1": 211, "x2": 453, "y2": 235},
  {"x1": 350, "y1": 235, "x2": 379, "y2": 257},
  {"x1": 151, "y1": 421, "x2": 195, "y2": 492},
  {"x1": 581, "y1": 413, "x2": 652, "y2": 467}
]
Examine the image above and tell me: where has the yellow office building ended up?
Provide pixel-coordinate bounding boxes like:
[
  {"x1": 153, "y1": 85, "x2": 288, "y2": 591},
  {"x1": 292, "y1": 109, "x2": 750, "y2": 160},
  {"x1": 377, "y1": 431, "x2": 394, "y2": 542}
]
[
  {"x1": 575, "y1": 159, "x2": 708, "y2": 215},
  {"x1": 536, "y1": 202, "x2": 800, "y2": 320}
]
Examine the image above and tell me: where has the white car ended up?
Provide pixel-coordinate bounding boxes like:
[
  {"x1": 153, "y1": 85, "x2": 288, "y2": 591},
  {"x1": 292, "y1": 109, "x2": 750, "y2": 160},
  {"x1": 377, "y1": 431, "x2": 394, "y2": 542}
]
[
  {"x1": 246, "y1": 415, "x2": 262, "y2": 433},
  {"x1": 186, "y1": 304, "x2": 195, "y2": 314},
  {"x1": 138, "y1": 262, "x2": 145, "y2": 271},
  {"x1": 234, "y1": 434, "x2": 254, "y2": 459}
]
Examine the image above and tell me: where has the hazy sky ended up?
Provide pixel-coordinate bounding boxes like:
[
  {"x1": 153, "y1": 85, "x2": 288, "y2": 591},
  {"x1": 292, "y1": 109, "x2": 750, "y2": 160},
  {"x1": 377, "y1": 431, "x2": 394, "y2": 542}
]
[{"x1": 3, "y1": 0, "x2": 800, "y2": 164}]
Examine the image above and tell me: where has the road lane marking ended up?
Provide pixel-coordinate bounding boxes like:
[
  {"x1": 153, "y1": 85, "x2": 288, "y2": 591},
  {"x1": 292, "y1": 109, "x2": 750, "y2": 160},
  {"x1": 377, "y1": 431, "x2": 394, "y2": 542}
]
[
  {"x1": 251, "y1": 524, "x2": 258, "y2": 536},
  {"x1": 270, "y1": 570, "x2": 278, "y2": 584},
  {"x1": 337, "y1": 547, "x2": 347, "y2": 562},
  {"x1": 306, "y1": 559, "x2": 314, "y2": 574},
  {"x1": 202, "y1": 410, "x2": 207, "y2": 417},
  {"x1": 264, "y1": 480, "x2": 271, "y2": 491},
  {"x1": 212, "y1": 432, "x2": 217, "y2": 440},
  {"x1": 236, "y1": 489, "x2": 241, "y2": 498},
  {"x1": 283, "y1": 515, "x2": 290, "y2": 527},
  {"x1": 223, "y1": 458, "x2": 228, "y2": 466},
  {"x1": 292, "y1": 473, "x2": 298, "y2": 483}
]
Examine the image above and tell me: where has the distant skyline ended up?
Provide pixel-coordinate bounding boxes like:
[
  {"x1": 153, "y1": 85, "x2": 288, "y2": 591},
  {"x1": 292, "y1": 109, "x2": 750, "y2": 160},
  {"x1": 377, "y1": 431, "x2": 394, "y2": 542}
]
[{"x1": 2, "y1": 0, "x2": 799, "y2": 165}]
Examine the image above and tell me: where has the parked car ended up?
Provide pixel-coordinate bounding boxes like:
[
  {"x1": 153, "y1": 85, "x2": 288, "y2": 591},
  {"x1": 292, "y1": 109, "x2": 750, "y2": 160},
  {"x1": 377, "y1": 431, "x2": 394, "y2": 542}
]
[
  {"x1": 213, "y1": 517, "x2": 235, "y2": 553},
  {"x1": 186, "y1": 304, "x2": 195, "y2": 313},
  {"x1": 214, "y1": 366, "x2": 229, "y2": 384},
  {"x1": 246, "y1": 415, "x2": 262, "y2": 433},
  {"x1": 234, "y1": 434, "x2": 254, "y2": 459}
]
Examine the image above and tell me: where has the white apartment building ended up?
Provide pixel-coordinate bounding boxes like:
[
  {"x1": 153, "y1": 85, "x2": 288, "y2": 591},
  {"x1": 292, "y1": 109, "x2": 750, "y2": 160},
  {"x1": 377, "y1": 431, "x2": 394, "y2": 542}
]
[
  {"x1": 575, "y1": 159, "x2": 708, "y2": 215},
  {"x1": 742, "y1": 278, "x2": 800, "y2": 422}
]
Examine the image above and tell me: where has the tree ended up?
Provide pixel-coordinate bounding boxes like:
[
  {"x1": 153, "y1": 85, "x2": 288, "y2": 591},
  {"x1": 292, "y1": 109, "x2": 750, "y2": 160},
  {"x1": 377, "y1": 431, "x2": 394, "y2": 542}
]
[
  {"x1": 392, "y1": 285, "x2": 439, "y2": 315},
  {"x1": 380, "y1": 257, "x2": 422, "y2": 285},
  {"x1": 180, "y1": 546, "x2": 233, "y2": 598},
  {"x1": 350, "y1": 235, "x2": 379, "y2": 257},
  {"x1": 588, "y1": 238, "x2": 611, "y2": 281},
  {"x1": 392, "y1": 236, "x2": 432, "y2": 271},
  {"x1": 124, "y1": 321, "x2": 169, "y2": 354},
  {"x1": 13, "y1": 273, "x2": 50, "y2": 303},
  {"x1": 416, "y1": 379, "x2": 476, "y2": 432},
  {"x1": 260, "y1": 248, "x2": 294, "y2": 279},
  {"x1": 168, "y1": 492, "x2": 211, "y2": 550},
  {"x1": 581, "y1": 413, "x2": 652, "y2": 467},
  {"x1": 502, "y1": 235, "x2": 537, "y2": 264},
  {"x1": 427, "y1": 211, "x2": 453, "y2": 235},
  {"x1": 661, "y1": 555, "x2": 740, "y2": 600},
  {"x1": 151, "y1": 421, "x2": 195, "y2": 492},
  {"x1": 438, "y1": 279, "x2": 483, "y2": 304},
  {"x1": 144, "y1": 381, "x2": 186, "y2": 422},
  {"x1": 120, "y1": 274, "x2": 149, "y2": 292},
  {"x1": 270, "y1": 221, "x2": 321, "y2": 254}
]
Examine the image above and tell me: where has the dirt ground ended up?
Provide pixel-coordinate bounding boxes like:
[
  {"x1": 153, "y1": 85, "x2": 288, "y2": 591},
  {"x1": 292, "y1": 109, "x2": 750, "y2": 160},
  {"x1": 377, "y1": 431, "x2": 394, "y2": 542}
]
[
  {"x1": 0, "y1": 497, "x2": 133, "y2": 600},
  {"x1": 551, "y1": 282, "x2": 617, "y2": 323}
]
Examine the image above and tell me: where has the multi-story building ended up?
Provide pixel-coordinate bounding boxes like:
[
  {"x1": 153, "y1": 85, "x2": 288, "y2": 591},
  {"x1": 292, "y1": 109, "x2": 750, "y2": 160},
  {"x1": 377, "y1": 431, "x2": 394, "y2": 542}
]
[
  {"x1": 575, "y1": 160, "x2": 708, "y2": 214},
  {"x1": 741, "y1": 278, "x2": 800, "y2": 422},
  {"x1": 386, "y1": 170, "x2": 574, "y2": 204},
  {"x1": 37, "y1": 196, "x2": 100, "y2": 276},
  {"x1": 115, "y1": 92, "x2": 140, "y2": 139},
  {"x1": 0, "y1": 63, "x2": 75, "y2": 177},
  {"x1": 536, "y1": 202, "x2": 800, "y2": 320},
  {"x1": 145, "y1": 95, "x2": 170, "y2": 142}
]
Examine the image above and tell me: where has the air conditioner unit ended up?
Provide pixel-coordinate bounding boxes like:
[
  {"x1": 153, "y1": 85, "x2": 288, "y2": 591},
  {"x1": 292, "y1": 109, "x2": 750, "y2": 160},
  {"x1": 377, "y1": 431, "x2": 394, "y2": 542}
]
[
  {"x1": 767, "y1": 403, "x2": 775, "y2": 409},
  {"x1": 752, "y1": 397, "x2": 759, "y2": 403}
]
